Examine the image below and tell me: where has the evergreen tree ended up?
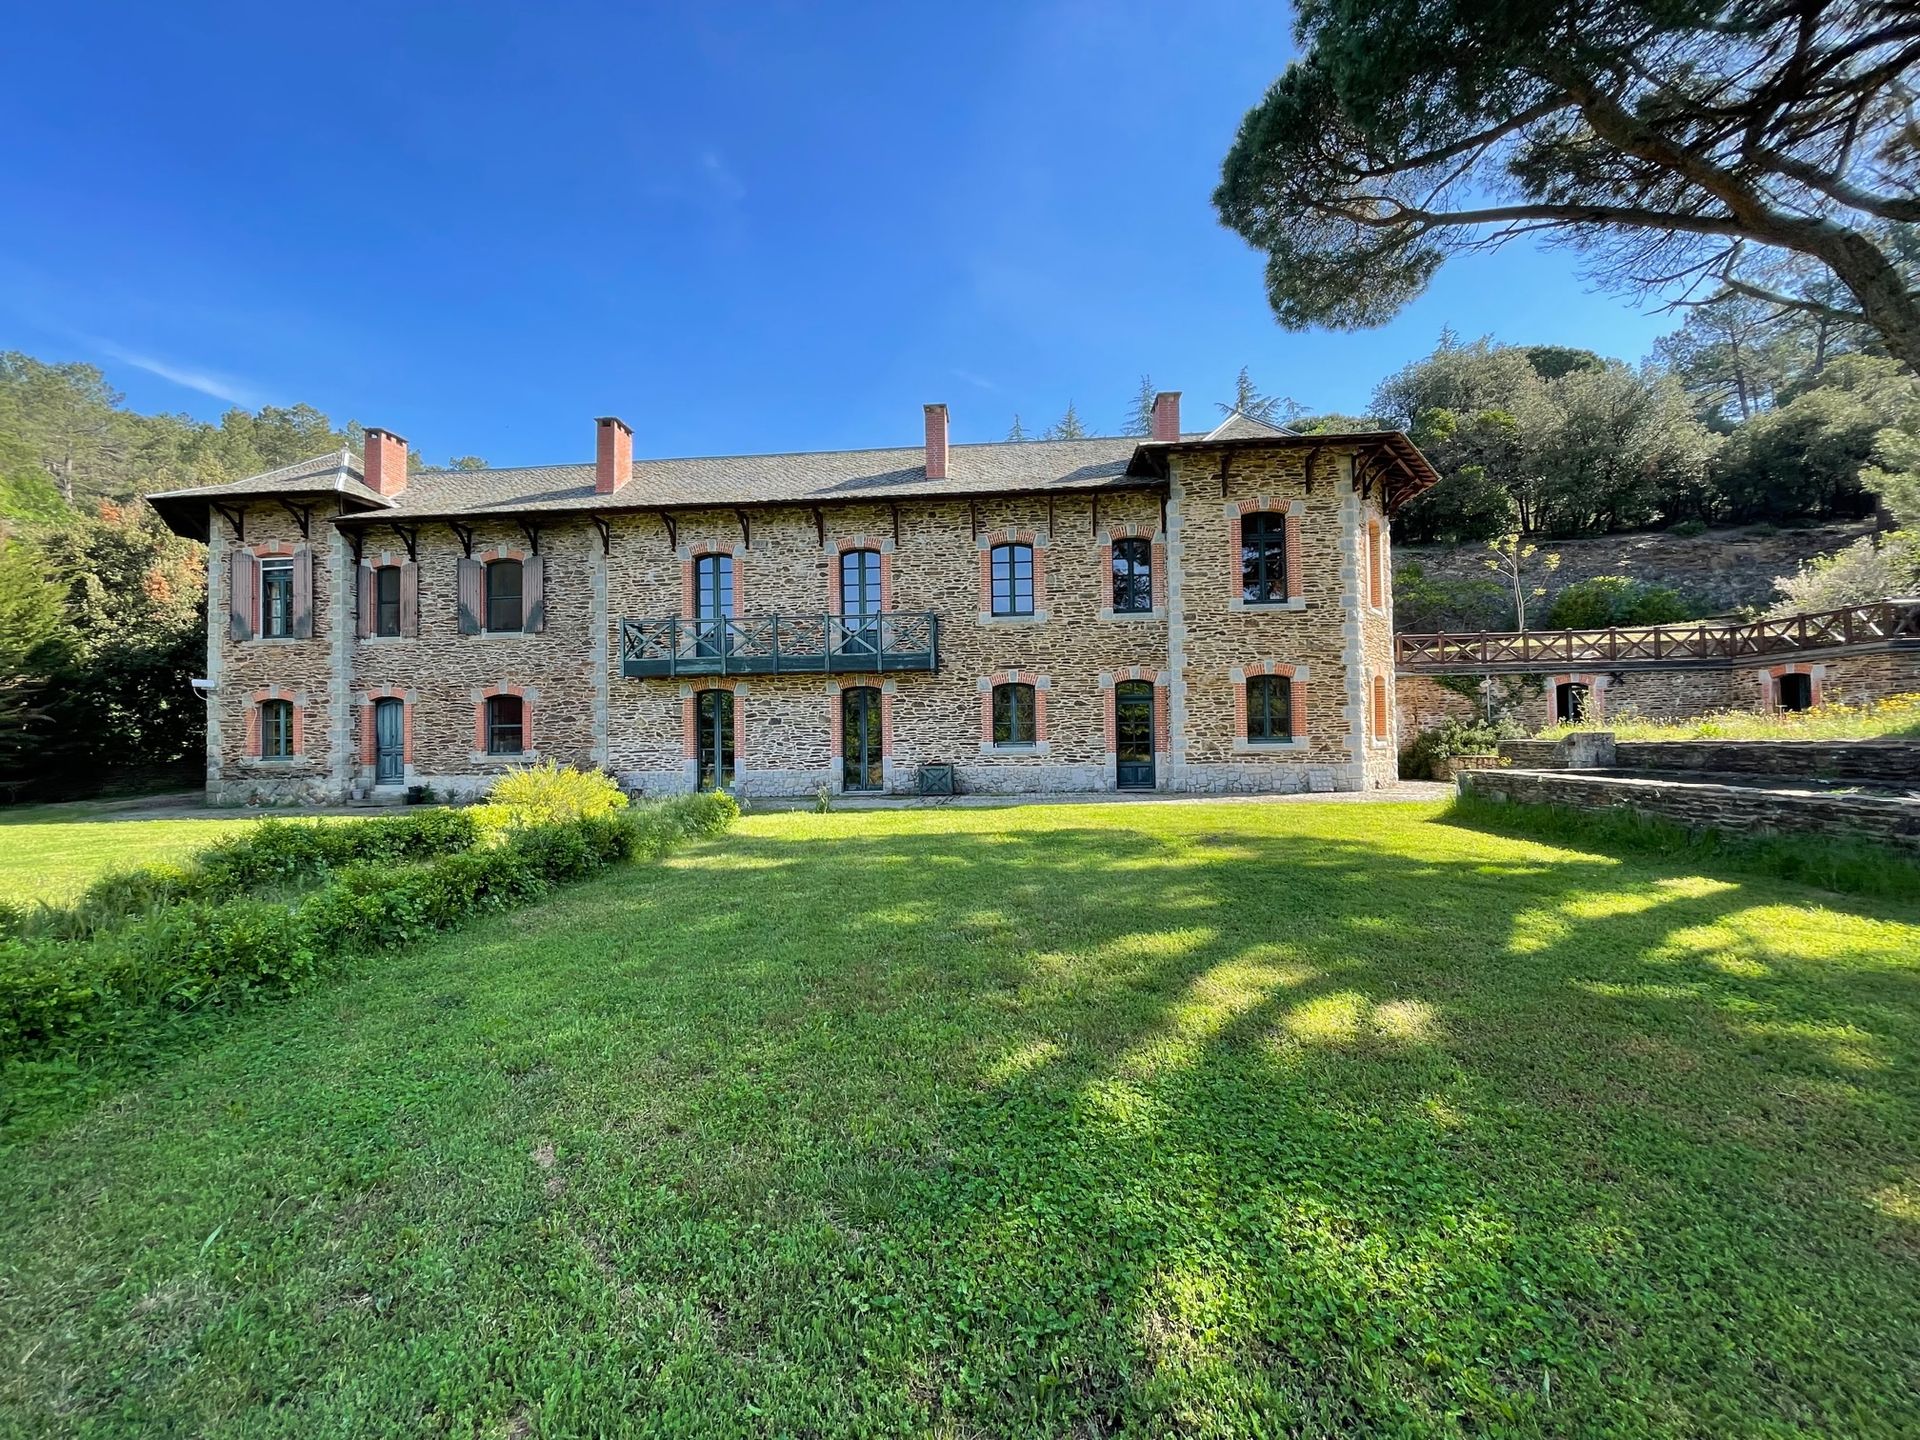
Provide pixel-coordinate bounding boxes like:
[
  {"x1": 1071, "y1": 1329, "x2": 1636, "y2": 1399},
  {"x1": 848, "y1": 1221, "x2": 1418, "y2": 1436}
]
[
  {"x1": 1044, "y1": 402, "x2": 1090, "y2": 440},
  {"x1": 1006, "y1": 415, "x2": 1028, "y2": 442},
  {"x1": 1218, "y1": 367, "x2": 1298, "y2": 426},
  {"x1": 1122, "y1": 375, "x2": 1156, "y2": 437}
]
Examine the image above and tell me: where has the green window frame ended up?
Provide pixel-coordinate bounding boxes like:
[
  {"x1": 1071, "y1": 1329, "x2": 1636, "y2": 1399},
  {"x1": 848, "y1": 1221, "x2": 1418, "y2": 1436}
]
[
  {"x1": 1240, "y1": 513, "x2": 1288, "y2": 605},
  {"x1": 1246, "y1": 675, "x2": 1292, "y2": 743},
  {"x1": 990, "y1": 544, "x2": 1034, "y2": 616},
  {"x1": 1111, "y1": 537, "x2": 1152, "y2": 613},
  {"x1": 992, "y1": 682, "x2": 1035, "y2": 745},
  {"x1": 260, "y1": 558, "x2": 294, "y2": 638},
  {"x1": 839, "y1": 549, "x2": 881, "y2": 618},
  {"x1": 260, "y1": 698, "x2": 294, "y2": 758},
  {"x1": 485, "y1": 559, "x2": 523, "y2": 633},
  {"x1": 375, "y1": 565, "x2": 402, "y2": 638}
]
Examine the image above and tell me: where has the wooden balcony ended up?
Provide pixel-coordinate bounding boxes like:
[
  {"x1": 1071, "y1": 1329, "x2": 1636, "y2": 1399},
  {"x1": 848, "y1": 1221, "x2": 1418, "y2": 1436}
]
[
  {"x1": 620, "y1": 612, "x2": 940, "y2": 679},
  {"x1": 1397, "y1": 597, "x2": 1920, "y2": 675}
]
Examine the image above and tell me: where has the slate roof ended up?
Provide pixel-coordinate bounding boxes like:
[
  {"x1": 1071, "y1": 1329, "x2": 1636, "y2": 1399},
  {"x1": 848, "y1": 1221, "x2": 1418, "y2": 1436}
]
[{"x1": 148, "y1": 426, "x2": 1440, "y2": 538}]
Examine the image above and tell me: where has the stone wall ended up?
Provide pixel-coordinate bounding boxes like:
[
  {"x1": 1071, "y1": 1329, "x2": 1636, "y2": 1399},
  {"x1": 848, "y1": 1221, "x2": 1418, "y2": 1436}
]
[
  {"x1": 1614, "y1": 740, "x2": 1920, "y2": 782},
  {"x1": 1460, "y1": 767, "x2": 1920, "y2": 855}
]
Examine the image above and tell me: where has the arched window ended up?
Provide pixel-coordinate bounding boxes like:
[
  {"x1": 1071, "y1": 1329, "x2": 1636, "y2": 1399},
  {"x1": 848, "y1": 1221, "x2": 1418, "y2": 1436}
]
[
  {"x1": 375, "y1": 565, "x2": 403, "y2": 637},
  {"x1": 1554, "y1": 681, "x2": 1589, "y2": 723},
  {"x1": 1240, "y1": 512, "x2": 1289, "y2": 605},
  {"x1": 990, "y1": 543, "x2": 1034, "y2": 616},
  {"x1": 485, "y1": 694, "x2": 525, "y2": 754},
  {"x1": 485, "y1": 558, "x2": 523, "y2": 633},
  {"x1": 992, "y1": 682, "x2": 1036, "y2": 745},
  {"x1": 839, "y1": 549, "x2": 882, "y2": 618},
  {"x1": 1246, "y1": 675, "x2": 1292, "y2": 743},
  {"x1": 260, "y1": 698, "x2": 294, "y2": 758},
  {"x1": 1111, "y1": 537, "x2": 1152, "y2": 613}
]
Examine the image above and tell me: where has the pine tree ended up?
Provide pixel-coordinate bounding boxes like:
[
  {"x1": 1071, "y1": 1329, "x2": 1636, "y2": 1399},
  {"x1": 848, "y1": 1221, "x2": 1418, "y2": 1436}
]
[
  {"x1": 1218, "y1": 367, "x2": 1298, "y2": 426},
  {"x1": 1006, "y1": 414, "x2": 1028, "y2": 442},
  {"x1": 1123, "y1": 375, "x2": 1156, "y2": 436},
  {"x1": 1044, "y1": 402, "x2": 1090, "y2": 441}
]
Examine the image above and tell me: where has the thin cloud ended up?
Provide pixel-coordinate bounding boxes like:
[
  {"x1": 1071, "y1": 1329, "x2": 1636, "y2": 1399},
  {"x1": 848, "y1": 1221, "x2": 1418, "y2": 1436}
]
[
  {"x1": 86, "y1": 338, "x2": 262, "y2": 407},
  {"x1": 950, "y1": 367, "x2": 999, "y2": 392},
  {"x1": 699, "y1": 149, "x2": 747, "y2": 203}
]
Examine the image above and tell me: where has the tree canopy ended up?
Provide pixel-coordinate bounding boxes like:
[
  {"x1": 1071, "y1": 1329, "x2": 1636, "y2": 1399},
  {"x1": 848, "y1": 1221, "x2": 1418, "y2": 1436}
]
[{"x1": 1213, "y1": 0, "x2": 1920, "y2": 369}]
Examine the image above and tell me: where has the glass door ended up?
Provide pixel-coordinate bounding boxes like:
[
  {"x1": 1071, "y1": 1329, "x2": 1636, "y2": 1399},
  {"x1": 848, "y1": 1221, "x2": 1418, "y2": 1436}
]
[
  {"x1": 696, "y1": 689, "x2": 735, "y2": 790},
  {"x1": 1115, "y1": 681, "x2": 1155, "y2": 790},
  {"x1": 841, "y1": 686, "x2": 882, "y2": 792}
]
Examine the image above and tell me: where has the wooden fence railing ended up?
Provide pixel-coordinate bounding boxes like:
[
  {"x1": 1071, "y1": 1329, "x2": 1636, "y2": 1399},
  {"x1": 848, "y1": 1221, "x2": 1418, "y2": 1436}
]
[{"x1": 1396, "y1": 597, "x2": 1920, "y2": 673}]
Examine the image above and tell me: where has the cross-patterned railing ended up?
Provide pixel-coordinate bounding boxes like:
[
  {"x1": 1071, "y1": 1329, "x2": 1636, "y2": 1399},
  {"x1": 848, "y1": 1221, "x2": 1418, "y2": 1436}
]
[
  {"x1": 1396, "y1": 597, "x2": 1920, "y2": 673},
  {"x1": 620, "y1": 612, "x2": 940, "y2": 678}
]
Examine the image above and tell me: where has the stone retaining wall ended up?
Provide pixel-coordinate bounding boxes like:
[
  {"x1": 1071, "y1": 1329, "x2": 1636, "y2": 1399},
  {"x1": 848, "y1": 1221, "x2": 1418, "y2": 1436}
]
[
  {"x1": 1460, "y1": 767, "x2": 1920, "y2": 855},
  {"x1": 1613, "y1": 740, "x2": 1920, "y2": 782}
]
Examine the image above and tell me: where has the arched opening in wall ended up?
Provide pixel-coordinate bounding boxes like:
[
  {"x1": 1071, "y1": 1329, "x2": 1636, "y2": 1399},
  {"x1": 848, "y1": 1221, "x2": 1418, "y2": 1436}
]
[
  {"x1": 839, "y1": 549, "x2": 882, "y2": 658},
  {"x1": 841, "y1": 686, "x2": 882, "y2": 793},
  {"x1": 1777, "y1": 672, "x2": 1813, "y2": 712},
  {"x1": 1114, "y1": 680, "x2": 1155, "y2": 789},
  {"x1": 1554, "y1": 682, "x2": 1591, "y2": 723},
  {"x1": 695, "y1": 689, "x2": 735, "y2": 790}
]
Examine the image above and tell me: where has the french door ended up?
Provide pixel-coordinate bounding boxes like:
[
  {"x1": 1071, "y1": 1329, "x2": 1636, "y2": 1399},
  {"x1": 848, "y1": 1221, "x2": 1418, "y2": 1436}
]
[
  {"x1": 841, "y1": 686, "x2": 883, "y2": 792},
  {"x1": 838, "y1": 549, "x2": 882, "y2": 659},
  {"x1": 1115, "y1": 681, "x2": 1155, "y2": 790},
  {"x1": 695, "y1": 689, "x2": 735, "y2": 790},
  {"x1": 693, "y1": 554, "x2": 733, "y2": 660}
]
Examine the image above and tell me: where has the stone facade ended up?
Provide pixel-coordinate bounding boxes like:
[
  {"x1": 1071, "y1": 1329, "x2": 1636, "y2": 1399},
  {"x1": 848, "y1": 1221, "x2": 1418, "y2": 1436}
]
[{"x1": 186, "y1": 430, "x2": 1408, "y2": 804}]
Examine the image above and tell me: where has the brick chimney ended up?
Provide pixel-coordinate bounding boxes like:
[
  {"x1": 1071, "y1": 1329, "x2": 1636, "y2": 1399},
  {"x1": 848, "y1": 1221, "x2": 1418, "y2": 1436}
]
[
  {"x1": 924, "y1": 403, "x2": 949, "y2": 480},
  {"x1": 596, "y1": 416, "x2": 632, "y2": 495},
  {"x1": 364, "y1": 427, "x2": 408, "y2": 496},
  {"x1": 1150, "y1": 391, "x2": 1181, "y2": 442}
]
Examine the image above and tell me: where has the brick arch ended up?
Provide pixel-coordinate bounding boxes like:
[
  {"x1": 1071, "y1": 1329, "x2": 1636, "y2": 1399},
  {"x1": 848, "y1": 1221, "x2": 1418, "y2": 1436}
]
[
  {"x1": 476, "y1": 546, "x2": 527, "y2": 564},
  {"x1": 1097, "y1": 668, "x2": 1171, "y2": 763},
  {"x1": 246, "y1": 684, "x2": 306, "y2": 758},
  {"x1": 681, "y1": 679, "x2": 747, "y2": 764},
  {"x1": 1098, "y1": 523, "x2": 1168, "y2": 616},
  {"x1": 978, "y1": 528, "x2": 1048, "y2": 620},
  {"x1": 247, "y1": 539, "x2": 297, "y2": 558},
  {"x1": 1758, "y1": 661, "x2": 1824, "y2": 709},
  {"x1": 1230, "y1": 660, "x2": 1309, "y2": 743},
  {"x1": 828, "y1": 536, "x2": 894, "y2": 614},
  {"x1": 826, "y1": 678, "x2": 894, "y2": 766},
  {"x1": 1546, "y1": 672, "x2": 1610, "y2": 721},
  {"x1": 1225, "y1": 498, "x2": 1304, "y2": 606},
  {"x1": 473, "y1": 682, "x2": 535, "y2": 755}
]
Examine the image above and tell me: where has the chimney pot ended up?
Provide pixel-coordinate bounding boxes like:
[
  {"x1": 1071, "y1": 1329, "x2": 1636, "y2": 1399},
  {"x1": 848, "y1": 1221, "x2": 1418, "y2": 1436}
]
[
  {"x1": 596, "y1": 416, "x2": 633, "y2": 495},
  {"x1": 924, "y1": 403, "x2": 949, "y2": 480},
  {"x1": 1150, "y1": 391, "x2": 1181, "y2": 443},
  {"x1": 364, "y1": 427, "x2": 408, "y2": 497}
]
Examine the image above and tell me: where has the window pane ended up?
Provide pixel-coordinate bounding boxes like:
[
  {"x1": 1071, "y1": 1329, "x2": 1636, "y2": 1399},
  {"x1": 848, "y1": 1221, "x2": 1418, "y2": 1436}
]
[
  {"x1": 486, "y1": 561, "x2": 522, "y2": 632},
  {"x1": 1248, "y1": 676, "x2": 1292, "y2": 742},
  {"x1": 261, "y1": 560, "x2": 293, "y2": 638},
  {"x1": 991, "y1": 545, "x2": 1033, "y2": 616},
  {"x1": 992, "y1": 683, "x2": 1033, "y2": 744},
  {"x1": 1112, "y1": 538, "x2": 1152, "y2": 612},
  {"x1": 487, "y1": 695, "x2": 524, "y2": 754},
  {"x1": 1241, "y1": 514, "x2": 1287, "y2": 605},
  {"x1": 840, "y1": 550, "x2": 880, "y2": 617},
  {"x1": 262, "y1": 700, "x2": 293, "y2": 758},
  {"x1": 376, "y1": 566, "x2": 401, "y2": 637}
]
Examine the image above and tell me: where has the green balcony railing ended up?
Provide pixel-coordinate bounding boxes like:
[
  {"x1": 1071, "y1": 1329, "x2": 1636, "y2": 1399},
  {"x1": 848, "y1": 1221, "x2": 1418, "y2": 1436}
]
[{"x1": 619, "y1": 612, "x2": 940, "y2": 679}]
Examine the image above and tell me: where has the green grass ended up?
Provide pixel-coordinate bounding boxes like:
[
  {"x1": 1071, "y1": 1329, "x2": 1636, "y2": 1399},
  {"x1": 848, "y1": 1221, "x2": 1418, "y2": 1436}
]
[
  {"x1": 3, "y1": 800, "x2": 1918, "y2": 1437},
  {"x1": 1537, "y1": 691, "x2": 1920, "y2": 742},
  {"x1": 0, "y1": 806, "x2": 264, "y2": 902}
]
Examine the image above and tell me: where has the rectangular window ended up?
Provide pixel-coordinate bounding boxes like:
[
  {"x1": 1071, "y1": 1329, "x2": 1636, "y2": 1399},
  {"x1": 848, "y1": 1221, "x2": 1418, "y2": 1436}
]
[
  {"x1": 260, "y1": 558, "x2": 294, "y2": 638},
  {"x1": 1111, "y1": 537, "x2": 1153, "y2": 613},
  {"x1": 486, "y1": 560, "x2": 523, "y2": 633},
  {"x1": 261, "y1": 699, "x2": 294, "y2": 758},
  {"x1": 486, "y1": 695, "x2": 524, "y2": 754},
  {"x1": 992, "y1": 683, "x2": 1035, "y2": 745},
  {"x1": 1246, "y1": 675, "x2": 1293, "y2": 743},
  {"x1": 375, "y1": 566, "x2": 402, "y2": 637},
  {"x1": 990, "y1": 544, "x2": 1034, "y2": 616},
  {"x1": 1240, "y1": 514, "x2": 1288, "y2": 605}
]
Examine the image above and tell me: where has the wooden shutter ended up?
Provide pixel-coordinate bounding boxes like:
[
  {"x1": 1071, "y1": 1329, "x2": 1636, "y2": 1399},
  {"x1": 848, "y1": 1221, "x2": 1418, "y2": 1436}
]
[
  {"x1": 400, "y1": 561, "x2": 419, "y2": 636},
  {"x1": 229, "y1": 551, "x2": 257, "y2": 642},
  {"x1": 456, "y1": 558, "x2": 483, "y2": 634},
  {"x1": 522, "y1": 555, "x2": 546, "y2": 633},
  {"x1": 1284, "y1": 513, "x2": 1303, "y2": 601},
  {"x1": 355, "y1": 564, "x2": 373, "y2": 639},
  {"x1": 290, "y1": 546, "x2": 314, "y2": 639}
]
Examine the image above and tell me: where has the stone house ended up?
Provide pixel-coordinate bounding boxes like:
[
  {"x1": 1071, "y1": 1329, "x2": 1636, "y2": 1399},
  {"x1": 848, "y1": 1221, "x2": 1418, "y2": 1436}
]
[{"x1": 148, "y1": 394, "x2": 1438, "y2": 803}]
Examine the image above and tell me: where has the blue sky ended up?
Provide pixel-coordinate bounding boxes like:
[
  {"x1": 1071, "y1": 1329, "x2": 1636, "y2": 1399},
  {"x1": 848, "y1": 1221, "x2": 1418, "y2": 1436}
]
[{"x1": 2, "y1": 1, "x2": 1674, "y2": 467}]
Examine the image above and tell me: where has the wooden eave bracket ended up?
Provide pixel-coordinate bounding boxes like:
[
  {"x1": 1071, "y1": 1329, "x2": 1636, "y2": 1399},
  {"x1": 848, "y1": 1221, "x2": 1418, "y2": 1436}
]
[
  {"x1": 212, "y1": 501, "x2": 245, "y2": 542},
  {"x1": 387, "y1": 522, "x2": 419, "y2": 562},
  {"x1": 587, "y1": 514, "x2": 612, "y2": 556},
  {"x1": 450, "y1": 522, "x2": 475, "y2": 558}
]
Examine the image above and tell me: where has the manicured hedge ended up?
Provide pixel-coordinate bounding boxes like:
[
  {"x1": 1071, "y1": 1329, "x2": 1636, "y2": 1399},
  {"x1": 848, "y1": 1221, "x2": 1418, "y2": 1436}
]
[{"x1": 0, "y1": 793, "x2": 738, "y2": 1062}]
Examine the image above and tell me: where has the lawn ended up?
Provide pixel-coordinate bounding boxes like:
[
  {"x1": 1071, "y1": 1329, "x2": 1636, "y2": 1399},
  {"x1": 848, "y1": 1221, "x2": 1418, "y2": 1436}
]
[
  {"x1": 3, "y1": 799, "x2": 1918, "y2": 1437},
  {"x1": 0, "y1": 805, "x2": 263, "y2": 901},
  {"x1": 1537, "y1": 691, "x2": 1920, "y2": 742}
]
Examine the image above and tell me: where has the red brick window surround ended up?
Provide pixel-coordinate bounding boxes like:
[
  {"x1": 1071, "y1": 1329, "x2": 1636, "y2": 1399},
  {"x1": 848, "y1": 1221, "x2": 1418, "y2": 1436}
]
[
  {"x1": 826, "y1": 680, "x2": 895, "y2": 769},
  {"x1": 357, "y1": 687, "x2": 416, "y2": 767},
  {"x1": 978, "y1": 529, "x2": 1048, "y2": 622},
  {"x1": 1547, "y1": 673, "x2": 1610, "y2": 723},
  {"x1": 244, "y1": 685, "x2": 307, "y2": 760},
  {"x1": 1231, "y1": 661, "x2": 1310, "y2": 749},
  {"x1": 829, "y1": 537, "x2": 893, "y2": 617},
  {"x1": 1099, "y1": 525, "x2": 1167, "y2": 619},
  {"x1": 1759, "y1": 662, "x2": 1823, "y2": 711},
  {"x1": 1366, "y1": 518, "x2": 1386, "y2": 610},
  {"x1": 1098, "y1": 668, "x2": 1170, "y2": 760},
  {"x1": 680, "y1": 680, "x2": 746, "y2": 787},
  {"x1": 1226, "y1": 499, "x2": 1305, "y2": 611},
  {"x1": 1370, "y1": 672, "x2": 1391, "y2": 745},
  {"x1": 472, "y1": 684, "x2": 535, "y2": 758},
  {"x1": 229, "y1": 540, "x2": 314, "y2": 642},
  {"x1": 978, "y1": 669, "x2": 1050, "y2": 751},
  {"x1": 681, "y1": 543, "x2": 744, "y2": 622}
]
